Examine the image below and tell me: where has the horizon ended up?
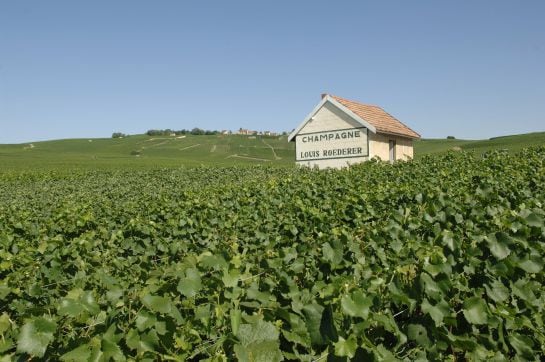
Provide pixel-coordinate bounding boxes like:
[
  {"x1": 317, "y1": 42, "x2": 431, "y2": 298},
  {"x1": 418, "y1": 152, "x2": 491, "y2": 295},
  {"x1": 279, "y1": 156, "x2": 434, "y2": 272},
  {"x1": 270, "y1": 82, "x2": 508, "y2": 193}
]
[
  {"x1": 1, "y1": 1, "x2": 544, "y2": 144},
  {"x1": 6, "y1": 130, "x2": 545, "y2": 146}
]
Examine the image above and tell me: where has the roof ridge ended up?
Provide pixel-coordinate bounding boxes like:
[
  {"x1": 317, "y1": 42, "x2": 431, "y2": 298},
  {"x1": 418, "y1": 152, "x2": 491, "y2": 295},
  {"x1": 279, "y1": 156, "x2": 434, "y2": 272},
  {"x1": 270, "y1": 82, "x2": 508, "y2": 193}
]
[
  {"x1": 327, "y1": 94, "x2": 421, "y2": 139},
  {"x1": 329, "y1": 94, "x2": 382, "y2": 109}
]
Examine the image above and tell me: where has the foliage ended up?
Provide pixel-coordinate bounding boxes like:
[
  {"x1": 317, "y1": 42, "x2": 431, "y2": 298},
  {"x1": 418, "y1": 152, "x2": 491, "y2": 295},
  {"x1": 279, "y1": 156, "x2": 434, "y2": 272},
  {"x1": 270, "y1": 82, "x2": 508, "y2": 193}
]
[
  {"x1": 111, "y1": 133, "x2": 126, "y2": 139},
  {"x1": 1, "y1": 148, "x2": 545, "y2": 360},
  {"x1": 145, "y1": 129, "x2": 220, "y2": 136},
  {"x1": 146, "y1": 129, "x2": 183, "y2": 136}
]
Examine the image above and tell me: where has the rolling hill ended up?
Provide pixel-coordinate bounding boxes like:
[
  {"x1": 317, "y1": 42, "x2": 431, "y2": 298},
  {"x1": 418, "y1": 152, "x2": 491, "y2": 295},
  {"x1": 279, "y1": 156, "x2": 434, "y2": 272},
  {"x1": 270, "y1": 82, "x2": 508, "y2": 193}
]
[
  {"x1": 0, "y1": 131, "x2": 544, "y2": 169},
  {"x1": 0, "y1": 134, "x2": 295, "y2": 169},
  {"x1": 414, "y1": 132, "x2": 545, "y2": 157}
]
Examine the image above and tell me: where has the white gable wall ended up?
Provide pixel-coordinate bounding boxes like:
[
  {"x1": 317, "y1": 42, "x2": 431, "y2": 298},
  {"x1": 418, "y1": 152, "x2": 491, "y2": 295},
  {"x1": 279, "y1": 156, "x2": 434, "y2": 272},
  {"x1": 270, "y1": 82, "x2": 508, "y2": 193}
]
[
  {"x1": 295, "y1": 103, "x2": 369, "y2": 168},
  {"x1": 299, "y1": 102, "x2": 362, "y2": 133}
]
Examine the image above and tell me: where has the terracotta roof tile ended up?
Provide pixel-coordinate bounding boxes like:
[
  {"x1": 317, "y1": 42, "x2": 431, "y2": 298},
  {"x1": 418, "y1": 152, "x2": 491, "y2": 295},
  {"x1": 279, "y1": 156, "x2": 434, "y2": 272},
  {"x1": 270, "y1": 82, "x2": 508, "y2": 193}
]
[{"x1": 329, "y1": 94, "x2": 421, "y2": 139}]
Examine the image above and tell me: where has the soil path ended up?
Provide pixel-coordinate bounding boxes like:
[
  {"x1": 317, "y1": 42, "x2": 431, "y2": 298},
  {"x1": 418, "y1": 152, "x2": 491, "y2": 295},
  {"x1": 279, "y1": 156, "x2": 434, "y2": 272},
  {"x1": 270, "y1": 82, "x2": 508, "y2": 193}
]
[
  {"x1": 226, "y1": 154, "x2": 271, "y2": 162},
  {"x1": 261, "y1": 139, "x2": 281, "y2": 160},
  {"x1": 180, "y1": 144, "x2": 201, "y2": 151}
]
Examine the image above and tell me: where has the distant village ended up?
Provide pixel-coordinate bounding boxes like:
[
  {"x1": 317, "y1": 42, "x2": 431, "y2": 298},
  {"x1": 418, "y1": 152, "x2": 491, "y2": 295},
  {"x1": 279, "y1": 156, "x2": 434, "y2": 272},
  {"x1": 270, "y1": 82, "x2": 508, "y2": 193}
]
[
  {"x1": 138, "y1": 128, "x2": 287, "y2": 137},
  {"x1": 235, "y1": 128, "x2": 283, "y2": 136},
  {"x1": 112, "y1": 128, "x2": 289, "y2": 139}
]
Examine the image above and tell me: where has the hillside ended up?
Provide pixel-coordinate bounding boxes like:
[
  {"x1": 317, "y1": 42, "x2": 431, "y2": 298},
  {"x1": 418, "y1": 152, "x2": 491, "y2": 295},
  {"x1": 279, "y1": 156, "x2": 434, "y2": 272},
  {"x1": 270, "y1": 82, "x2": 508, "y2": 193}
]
[
  {"x1": 414, "y1": 132, "x2": 545, "y2": 157},
  {"x1": 0, "y1": 134, "x2": 295, "y2": 169},
  {"x1": 1, "y1": 132, "x2": 544, "y2": 169}
]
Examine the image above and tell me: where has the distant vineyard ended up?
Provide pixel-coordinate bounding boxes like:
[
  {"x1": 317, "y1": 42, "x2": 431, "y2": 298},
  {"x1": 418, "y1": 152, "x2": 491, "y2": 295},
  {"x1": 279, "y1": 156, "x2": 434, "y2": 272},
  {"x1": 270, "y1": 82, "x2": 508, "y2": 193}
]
[{"x1": 0, "y1": 148, "x2": 544, "y2": 360}]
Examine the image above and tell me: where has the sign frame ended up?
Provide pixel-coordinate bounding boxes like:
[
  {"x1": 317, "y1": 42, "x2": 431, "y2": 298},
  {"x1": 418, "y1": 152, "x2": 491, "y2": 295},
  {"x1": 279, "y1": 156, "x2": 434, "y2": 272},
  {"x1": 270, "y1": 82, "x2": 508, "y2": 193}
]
[{"x1": 295, "y1": 127, "x2": 369, "y2": 162}]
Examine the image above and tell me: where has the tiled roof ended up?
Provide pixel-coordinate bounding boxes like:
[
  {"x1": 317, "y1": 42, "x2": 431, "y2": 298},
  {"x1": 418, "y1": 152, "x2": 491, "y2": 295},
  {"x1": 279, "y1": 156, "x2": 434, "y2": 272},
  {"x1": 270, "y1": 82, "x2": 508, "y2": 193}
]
[{"x1": 329, "y1": 94, "x2": 421, "y2": 139}]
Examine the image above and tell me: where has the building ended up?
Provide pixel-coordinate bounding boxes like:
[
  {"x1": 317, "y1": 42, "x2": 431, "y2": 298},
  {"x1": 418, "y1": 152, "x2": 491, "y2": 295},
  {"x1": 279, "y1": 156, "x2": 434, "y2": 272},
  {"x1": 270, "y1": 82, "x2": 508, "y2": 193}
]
[
  {"x1": 288, "y1": 94, "x2": 420, "y2": 168},
  {"x1": 238, "y1": 128, "x2": 258, "y2": 135}
]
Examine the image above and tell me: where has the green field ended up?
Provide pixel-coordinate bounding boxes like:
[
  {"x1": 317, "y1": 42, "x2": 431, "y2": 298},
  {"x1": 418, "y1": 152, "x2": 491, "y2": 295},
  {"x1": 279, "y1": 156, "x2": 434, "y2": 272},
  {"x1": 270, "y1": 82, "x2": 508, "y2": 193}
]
[
  {"x1": 1, "y1": 149, "x2": 544, "y2": 360},
  {"x1": 0, "y1": 134, "x2": 296, "y2": 169},
  {"x1": 1, "y1": 132, "x2": 544, "y2": 169},
  {"x1": 2, "y1": 130, "x2": 545, "y2": 359},
  {"x1": 414, "y1": 132, "x2": 545, "y2": 157}
]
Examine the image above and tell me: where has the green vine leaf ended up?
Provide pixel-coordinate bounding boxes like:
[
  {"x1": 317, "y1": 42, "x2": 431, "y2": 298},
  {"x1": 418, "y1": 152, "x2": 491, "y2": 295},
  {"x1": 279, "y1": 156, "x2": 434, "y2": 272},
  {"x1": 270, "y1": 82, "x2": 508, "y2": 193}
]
[{"x1": 16, "y1": 316, "x2": 56, "y2": 358}]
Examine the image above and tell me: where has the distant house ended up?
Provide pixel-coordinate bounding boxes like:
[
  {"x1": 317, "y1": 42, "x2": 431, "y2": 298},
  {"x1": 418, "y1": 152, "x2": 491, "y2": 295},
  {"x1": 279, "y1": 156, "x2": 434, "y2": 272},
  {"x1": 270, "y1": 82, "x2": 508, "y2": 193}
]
[
  {"x1": 288, "y1": 94, "x2": 421, "y2": 169},
  {"x1": 238, "y1": 128, "x2": 253, "y2": 135}
]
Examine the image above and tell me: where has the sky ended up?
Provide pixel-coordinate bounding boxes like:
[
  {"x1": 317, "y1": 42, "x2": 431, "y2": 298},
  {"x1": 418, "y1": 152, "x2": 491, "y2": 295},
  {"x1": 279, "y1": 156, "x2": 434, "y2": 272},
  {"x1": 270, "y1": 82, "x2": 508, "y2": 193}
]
[{"x1": 0, "y1": 1, "x2": 544, "y2": 144}]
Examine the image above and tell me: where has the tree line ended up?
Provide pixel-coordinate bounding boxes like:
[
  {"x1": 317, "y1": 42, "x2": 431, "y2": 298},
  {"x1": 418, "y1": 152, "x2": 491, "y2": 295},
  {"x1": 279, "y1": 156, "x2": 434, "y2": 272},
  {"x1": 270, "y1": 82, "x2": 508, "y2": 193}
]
[
  {"x1": 146, "y1": 128, "x2": 221, "y2": 136},
  {"x1": 112, "y1": 129, "x2": 224, "y2": 138}
]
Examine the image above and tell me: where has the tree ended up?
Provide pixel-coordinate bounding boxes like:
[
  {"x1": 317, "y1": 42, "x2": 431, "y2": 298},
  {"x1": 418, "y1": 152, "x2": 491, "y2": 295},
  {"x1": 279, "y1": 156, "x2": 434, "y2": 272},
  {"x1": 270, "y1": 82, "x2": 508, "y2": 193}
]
[{"x1": 191, "y1": 128, "x2": 205, "y2": 135}]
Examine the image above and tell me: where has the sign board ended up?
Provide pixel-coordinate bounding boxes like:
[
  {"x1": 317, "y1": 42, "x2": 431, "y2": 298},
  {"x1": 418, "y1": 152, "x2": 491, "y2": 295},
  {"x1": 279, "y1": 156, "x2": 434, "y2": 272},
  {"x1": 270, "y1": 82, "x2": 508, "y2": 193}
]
[{"x1": 295, "y1": 127, "x2": 369, "y2": 162}]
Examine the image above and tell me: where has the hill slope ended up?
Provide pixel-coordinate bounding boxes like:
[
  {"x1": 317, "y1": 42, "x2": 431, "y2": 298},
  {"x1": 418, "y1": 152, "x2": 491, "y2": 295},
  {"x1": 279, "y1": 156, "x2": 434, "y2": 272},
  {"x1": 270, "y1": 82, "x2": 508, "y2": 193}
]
[
  {"x1": 414, "y1": 132, "x2": 545, "y2": 157},
  {"x1": 1, "y1": 132, "x2": 544, "y2": 169},
  {"x1": 0, "y1": 134, "x2": 295, "y2": 169}
]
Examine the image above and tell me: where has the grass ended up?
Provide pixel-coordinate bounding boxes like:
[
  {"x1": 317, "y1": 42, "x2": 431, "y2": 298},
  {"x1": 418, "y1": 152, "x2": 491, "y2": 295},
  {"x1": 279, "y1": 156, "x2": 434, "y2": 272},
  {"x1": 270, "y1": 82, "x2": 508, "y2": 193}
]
[
  {"x1": 0, "y1": 134, "x2": 295, "y2": 170},
  {"x1": 1, "y1": 132, "x2": 544, "y2": 170},
  {"x1": 414, "y1": 132, "x2": 545, "y2": 157}
]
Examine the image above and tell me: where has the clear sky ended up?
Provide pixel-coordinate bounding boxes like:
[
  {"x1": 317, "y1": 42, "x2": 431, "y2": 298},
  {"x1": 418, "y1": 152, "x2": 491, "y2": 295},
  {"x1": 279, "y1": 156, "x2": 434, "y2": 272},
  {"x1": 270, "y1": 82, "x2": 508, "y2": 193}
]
[{"x1": 1, "y1": 1, "x2": 544, "y2": 143}]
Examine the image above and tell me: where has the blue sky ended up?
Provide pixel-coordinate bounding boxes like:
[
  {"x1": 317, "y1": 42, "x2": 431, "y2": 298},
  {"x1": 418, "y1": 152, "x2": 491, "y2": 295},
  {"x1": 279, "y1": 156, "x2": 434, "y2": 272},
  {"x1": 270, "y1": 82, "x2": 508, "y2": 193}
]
[{"x1": 0, "y1": 1, "x2": 544, "y2": 143}]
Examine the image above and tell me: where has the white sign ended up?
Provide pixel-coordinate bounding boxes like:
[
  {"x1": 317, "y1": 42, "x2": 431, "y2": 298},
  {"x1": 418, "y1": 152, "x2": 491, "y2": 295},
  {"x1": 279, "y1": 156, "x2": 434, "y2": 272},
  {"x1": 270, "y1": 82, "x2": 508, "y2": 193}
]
[{"x1": 295, "y1": 127, "x2": 368, "y2": 161}]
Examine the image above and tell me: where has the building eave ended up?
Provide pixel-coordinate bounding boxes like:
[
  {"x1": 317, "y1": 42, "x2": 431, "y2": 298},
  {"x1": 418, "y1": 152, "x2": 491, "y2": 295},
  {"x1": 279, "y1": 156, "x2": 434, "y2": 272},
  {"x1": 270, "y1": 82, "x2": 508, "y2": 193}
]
[{"x1": 376, "y1": 130, "x2": 421, "y2": 140}]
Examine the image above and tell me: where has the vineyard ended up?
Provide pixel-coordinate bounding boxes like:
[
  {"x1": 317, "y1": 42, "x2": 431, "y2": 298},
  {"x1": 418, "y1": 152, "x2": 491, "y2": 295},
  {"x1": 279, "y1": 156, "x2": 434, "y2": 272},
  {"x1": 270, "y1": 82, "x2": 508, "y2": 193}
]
[{"x1": 1, "y1": 148, "x2": 544, "y2": 360}]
